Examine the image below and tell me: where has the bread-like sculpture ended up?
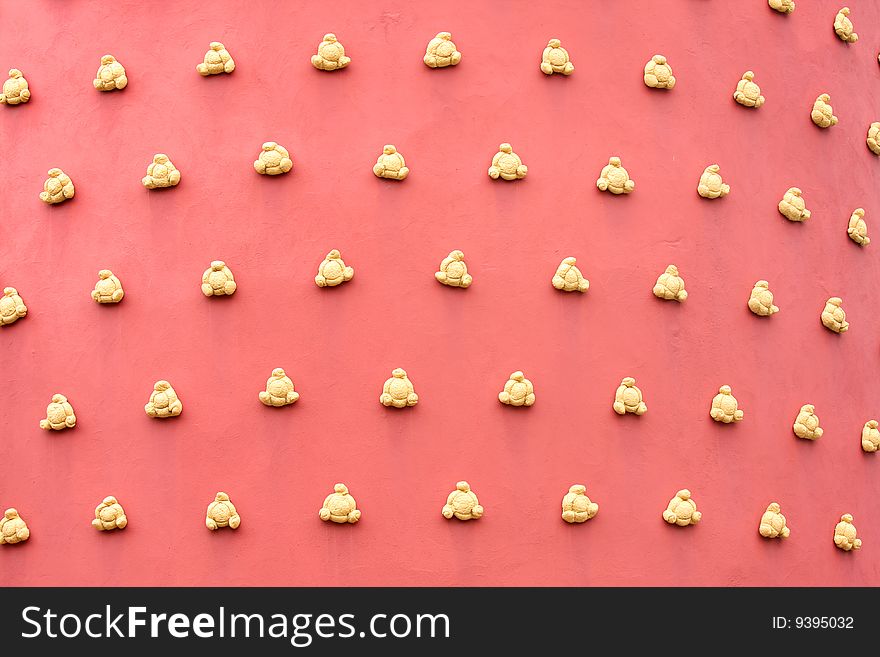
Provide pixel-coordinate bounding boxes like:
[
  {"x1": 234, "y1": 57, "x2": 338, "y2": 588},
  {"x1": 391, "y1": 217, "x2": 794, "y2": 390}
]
[
  {"x1": 379, "y1": 368, "x2": 418, "y2": 408},
  {"x1": 319, "y1": 483, "x2": 361, "y2": 524},
  {"x1": 259, "y1": 368, "x2": 300, "y2": 407},
  {"x1": 821, "y1": 297, "x2": 848, "y2": 333},
  {"x1": 39, "y1": 394, "x2": 76, "y2": 431},
  {"x1": 833, "y1": 514, "x2": 861, "y2": 551},
  {"x1": 39, "y1": 168, "x2": 75, "y2": 204},
  {"x1": 488, "y1": 143, "x2": 527, "y2": 180},
  {"x1": 653, "y1": 264, "x2": 687, "y2": 302},
  {"x1": 793, "y1": 404, "x2": 823, "y2": 440},
  {"x1": 92, "y1": 496, "x2": 127, "y2": 531},
  {"x1": 778, "y1": 187, "x2": 811, "y2": 222},
  {"x1": 201, "y1": 260, "x2": 237, "y2": 296},
  {"x1": 424, "y1": 32, "x2": 461, "y2": 68},
  {"x1": 758, "y1": 503, "x2": 790, "y2": 539},
  {"x1": 0, "y1": 69, "x2": 30, "y2": 105},
  {"x1": 733, "y1": 71, "x2": 764, "y2": 108},
  {"x1": 206, "y1": 492, "x2": 240, "y2": 530},
  {"x1": 551, "y1": 257, "x2": 589, "y2": 292},
  {"x1": 0, "y1": 509, "x2": 29, "y2": 544},
  {"x1": 697, "y1": 164, "x2": 729, "y2": 199},
  {"x1": 197, "y1": 42, "x2": 235, "y2": 75},
  {"x1": 145, "y1": 380, "x2": 182, "y2": 418},
  {"x1": 811, "y1": 94, "x2": 838, "y2": 128},
  {"x1": 315, "y1": 249, "x2": 354, "y2": 287},
  {"x1": 93, "y1": 55, "x2": 127, "y2": 90},
  {"x1": 861, "y1": 420, "x2": 880, "y2": 452},
  {"x1": 254, "y1": 142, "x2": 292, "y2": 175},
  {"x1": 834, "y1": 8, "x2": 858, "y2": 43},
  {"x1": 847, "y1": 208, "x2": 870, "y2": 246},
  {"x1": 596, "y1": 156, "x2": 634, "y2": 194},
  {"x1": 311, "y1": 33, "x2": 350, "y2": 71},
  {"x1": 613, "y1": 377, "x2": 647, "y2": 416},
  {"x1": 643, "y1": 54, "x2": 675, "y2": 89},
  {"x1": 748, "y1": 280, "x2": 779, "y2": 317},
  {"x1": 867, "y1": 123, "x2": 880, "y2": 155},
  {"x1": 769, "y1": 0, "x2": 795, "y2": 13},
  {"x1": 540, "y1": 38, "x2": 574, "y2": 76},
  {"x1": 710, "y1": 385, "x2": 743, "y2": 423},
  {"x1": 91, "y1": 270, "x2": 124, "y2": 303},
  {"x1": 498, "y1": 371, "x2": 535, "y2": 407},
  {"x1": 372, "y1": 145, "x2": 408, "y2": 180},
  {"x1": 442, "y1": 481, "x2": 483, "y2": 521},
  {"x1": 0, "y1": 287, "x2": 27, "y2": 326},
  {"x1": 662, "y1": 489, "x2": 701, "y2": 527},
  {"x1": 435, "y1": 250, "x2": 472, "y2": 288},
  {"x1": 141, "y1": 154, "x2": 180, "y2": 189},
  {"x1": 561, "y1": 485, "x2": 598, "y2": 523}
]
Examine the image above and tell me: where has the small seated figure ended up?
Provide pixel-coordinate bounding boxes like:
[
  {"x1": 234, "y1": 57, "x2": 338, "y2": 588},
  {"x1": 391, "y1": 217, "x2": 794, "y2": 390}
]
[
  {"x1": 0, "y1": 287, "x2": 27, "y2": 326},
  {"x1": 821, "y1": 297, "x2": 848, "y2": 333},
  {"x1": 488, "y1": 143, "x2": 528, "y2": 180},
  {"x1": 206, "y1": 492, "x2": 240, "y2": 530},
  {"x1": 551, "y1": 257, "x2": 589, "y2": 292},
  {"x1": 834, "y1": 7, "x2": 858, "y2": 43},
  {"x1": 435, "y1": 250, "x2": 472, "y2": 288},
  {"x1": 145, "y1": 380, "x2": 183, "y2": 418},
  {"x1": 424, "y1": 32, "x2": 461, "y2": 68},
  {"x1": 142, "y1": 154, "x2": 180, "y2": 189},
  {"x1": 39, "y1": 168, "x2": 75, "y2": 204},
  {"x1": 733, "y1": 71, "x2": 764, "y2": 108},
  {"x1": 373, "y1": 145, "x2": 408, "y2": 180},
  {"x1": 197, "y1": 42, "x2": 235, "y2": 75},
  {"x1": 643, "y1": 54, "x2": 675, "y2": 89},
  {"x1": 768, "y1": 0, "x2": 795, "y2": 13},
  {"x1": 498, "y1": 371, "x2": 535, "y2": 407},
  {"x1": 697, "y1": 164, "x2": 729, "y2": 199},
  {"x1": 91, "y1": 269, "x2": 124, "y2": 303},
  {"x1": 596, "y1": 157, "x2": 634, "y2": 194},
  {"x1": 867, "y1": 123, "x2": 880, "y2": 156},
  {"x1": 315, "y1": 249, "x2": 354, "y2": 287},
  {"x1": 561, "y1": 484, "x2": 598, "y2": 523},
  {"x1": 442, "y1": 481, "x2": 483, "y2": 521},
  {"x1": 653, "y1": 264, "x2": 687, "y2": 302},
  {"x1": 254, "y1": 142, "x2": 293, "y2": 175},
  {"x1": 540, "y1": 39, "x2": 574, "y2": 76},
  {"x1": 847, "y1": 208, "x2": 869, "y2": 246},
  {"x1": 379, "y1": 368, "x2": 418, "y2": 408},
  {"x1": 861, "y1": 420, "x2": 879, "y2": 452},
  {"x1": 259, "y1": 367, "x2": 300, "y2": 407},
  {"x1": 758, "y1": 502, "x2": 790, "y2": 539},
  {"x1": 93, "y1": 55, "x2": 128, "y2": 90},
  {"x1": 39, "y1": 393, "x2": 76, "y2": 431},
  {"x1": 833, "y1": 514, "x2": 861, "y2": 551},
  {"x1": 662, "y1": 489, "x2": 701, "y2": 527},
  {"x1": 748, "y1": 280, "x2": 779, "y2": 316},
  {"x1": 793, "y1": 404, "x2": 823, "y2": 440},
  {"x1": 0, "y1": 508, "x2": 29, "y2": 544},
  {"x1": 710, "y1": 385, "x2": 743, "y2": 423},
  {"x1": 319, "y1": 483, "x2": 361, "y2": 524},
  {"x1": 92, "y1": 496, "x2": 128, "y2": 531},
  {"x1": 311, "y1": 33, "x2": 350, "y2": 71},
  {"x1": 201, "y1": 260, "x2": 237, "y2": 296},
  {"x1": 778, "y1": 187, "x2": 811, "y2": 221},
  {"x1": 613, "y1": 377, "x2": 647, "y2": 416},
  {"x1": 811, "y1": 94, "x2": 838, "y2": 128},
  {"x1": 0, "y1": 69, "x2": 30, "y2": 105}
]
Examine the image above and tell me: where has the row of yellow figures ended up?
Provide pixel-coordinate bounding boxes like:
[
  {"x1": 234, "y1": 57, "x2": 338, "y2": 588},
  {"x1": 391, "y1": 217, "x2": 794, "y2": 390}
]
[{"x1": 0, "y1": 487, "x2": 864, "y2": 552}]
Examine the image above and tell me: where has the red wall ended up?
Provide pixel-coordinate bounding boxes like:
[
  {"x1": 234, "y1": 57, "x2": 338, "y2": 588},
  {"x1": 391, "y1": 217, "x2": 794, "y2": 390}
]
[{"x1": 2, "y1": 0, "x2": 879, "y2": 586}]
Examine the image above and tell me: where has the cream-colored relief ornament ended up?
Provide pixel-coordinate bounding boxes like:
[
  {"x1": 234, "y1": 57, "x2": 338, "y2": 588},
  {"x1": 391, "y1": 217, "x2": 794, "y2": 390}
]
[
  {"x1": 710, "y1": 385, "x2": 743, "y2": 423},
  {"x1": 834, "y1": 8, "x2": 858, "y2": 43},
  {"x1": 373, "y1": 145, "x2": 409, "y2": 180},
  {"x1": 498, "y1": 371, "x2": 535, "y2": 407},
  {"x1": 424, "y1": 32, "x2": 461, "y2": 68},
  {"x1": 733, "y1": 71, "x2": 764, "y2": 108},
  {"x1": 833, "y1": 514, "x2": 861, "y2": 551},
  {"x1": 201, "y1": 260, "x2": 236, "y2": 297},
  {"x1": 206, "y1": 492, "x2": 240, "y2": 530},
  {"x1": 259, "y1": 368, "x2": 300, "y2": 407},
  {"x1": 40, "y1": 168, "x2": 74, "y2": 204},
  {"x1": 811, "y1": 94, "x2": 838, "y2": 128},
  {"x1": 758, "y1": 503, "x2": 790, "y2": 539},
  {"x1": 653, "y1": 264, "x2": 687, "y2": 302},
  {"x1": 145, "y1": 380, "x2": 182, "y2": 418},
  {"x1": 319, "y1": 483, "x2": 361, "y2": 524},
  {"x1": 861, "y1": 420, "x2": 880, "y2": 452},
  {"x1": 778, "y1": 187, "x2": 811, "y2": 222},
  {"x1": 643, "y1": 55, "x2": 675, "y2": 89},
  {"x1": 92, "y1": 496, "x2": 127, "y2": 531},
  {"x1": 435, "y1": 250, "x2": 472, "y2": 288},
  {"x1": 91, "y1": 270, "x2": 124, "y2": 303},
  {"x1": 613, "y1": 377, "x2": 647, "y2": 416},
  {"x1": 662, "y1": 489, "x2": 701, "y2": 526},
  {"x1": 141, "y1": 154, "x2": 180, "y2": 189},
  {"x1": 748, "y1": 281, "x2": 779, "y2": 317},
  {"x1": 315, "y1": 249, "x2": 354, "y2": 287},
  {"x1": 197, "y1": 42, "x2": 235, "y2": 75},
  {"x1": 561, "y1": 485, "x2": 598, "y2": 523},
  {"x1": 769, "y1": 0, "x2": 795, "y2": 13},
  {"x1": 793, "y1": 404, "x2": 823, "y2": 440},
  {"x1": 39, "y1": 394, "x2": 76, "y2": 431},
  {"x1": 254, "y1": 142, "x2": 292, "y2": 175},
  {"x1": 311, "y1": 33, "x2": 350, "y2": 71},
  {"x1": 697, "y1": 164, "x2": 729, "y2": 199},
  {"x1": 0, "y1": 287, "x2": 27, "y2": 326},
  {"x1": 0, "y1": 509, "x2": 29, "y2": 544},
  {"x1": 540, "y1": 39, "x2": 574, "y2": 76},
  {"x1": 821, "y1": 297, "x2": 848, "y2": 333},
  {"x1": 379, "y1": 368, "x2": 418, "y2": 408},
  {"x1": 93, "y1": 55, "x2": 127, "y2": 90},
  {"x1": 848, "y1": 208, "x2": 869, "y2": 246},
  {"x1": 0, "y1": 69, "x2": 30, "y2": 105},
  {"x1": 551, "y1": 257, "x2": 589, "y2": 293},
  {"x1": 442, "y1": 481, "x2": 483, "y2": 521},
  {"x1": 596, "y1": 157, "x2": 634, "y2": 194},
  {"x1": 488, "y1": 143, "x2": 527, "y2": 180},
  {"x1": 867, "y1": 123, "x2": 880, "y2": 156}
]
